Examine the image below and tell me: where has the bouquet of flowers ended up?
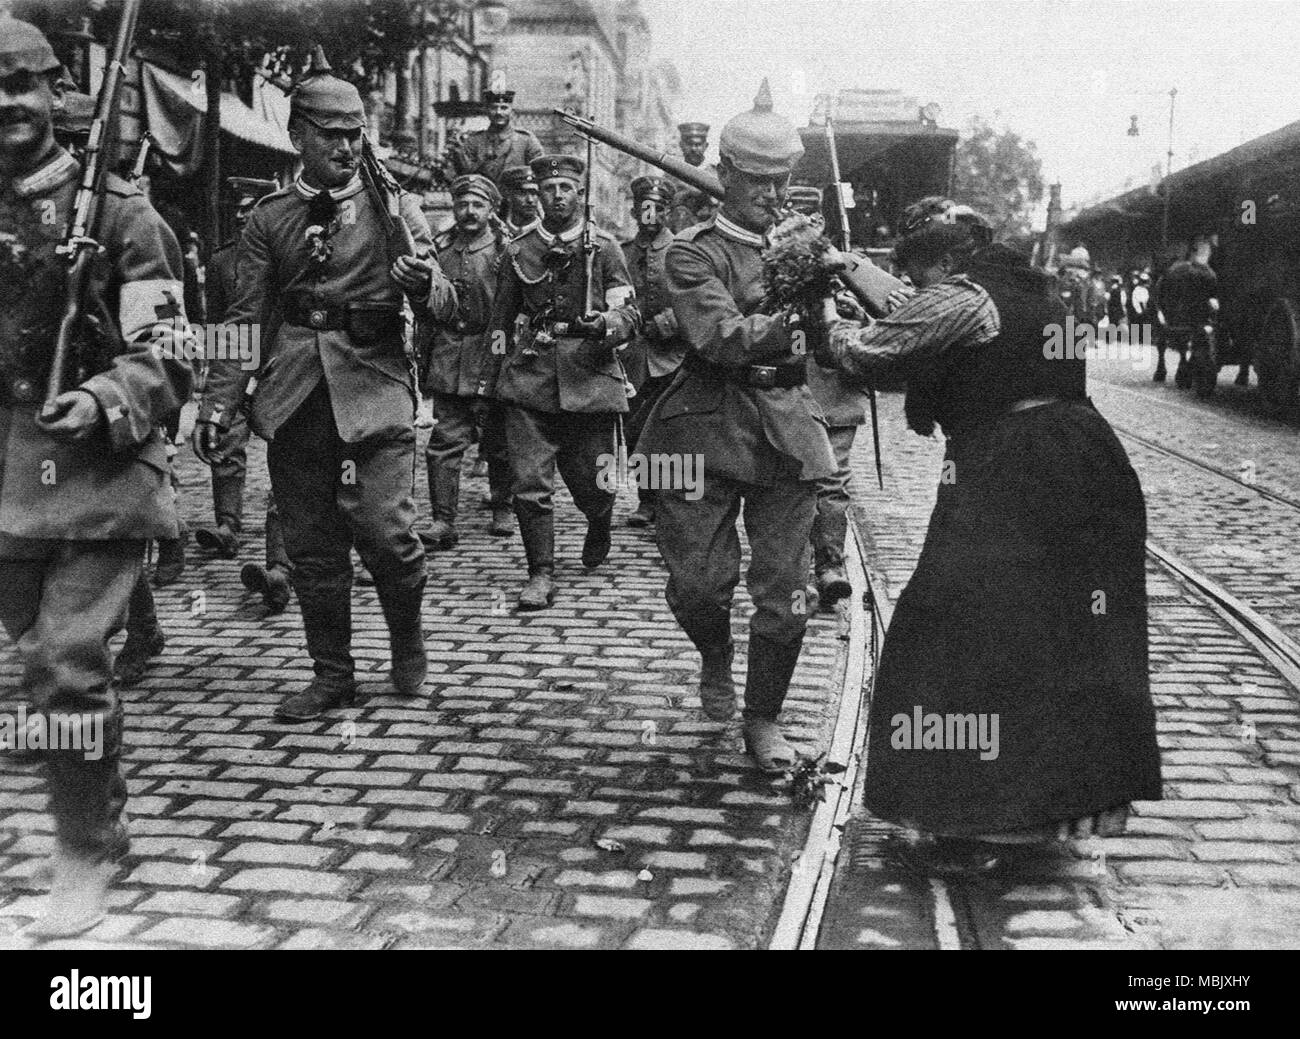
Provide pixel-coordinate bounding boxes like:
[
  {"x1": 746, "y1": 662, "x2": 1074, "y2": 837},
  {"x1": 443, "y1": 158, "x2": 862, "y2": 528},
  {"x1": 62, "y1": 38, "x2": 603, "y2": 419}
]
[{"x1": 760, "y1": 213, "x2": 839, "y2": 320}]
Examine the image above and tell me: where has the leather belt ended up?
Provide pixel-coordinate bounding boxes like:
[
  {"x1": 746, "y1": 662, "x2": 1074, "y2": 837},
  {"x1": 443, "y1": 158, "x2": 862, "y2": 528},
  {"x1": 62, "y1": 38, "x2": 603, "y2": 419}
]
[
  {"x1": 282, "y1": 296, "x2": 348, "y2": 331},
  {"x1": 684, "y1": 354, "x2": 806, "y2": 389}
]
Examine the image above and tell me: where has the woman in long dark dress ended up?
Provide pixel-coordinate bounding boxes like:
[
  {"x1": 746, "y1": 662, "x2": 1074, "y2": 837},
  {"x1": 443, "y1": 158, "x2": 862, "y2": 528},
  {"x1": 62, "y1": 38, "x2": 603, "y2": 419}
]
[{"x1": 819, "y1": 201, "x2": 1162, "y2": 870}]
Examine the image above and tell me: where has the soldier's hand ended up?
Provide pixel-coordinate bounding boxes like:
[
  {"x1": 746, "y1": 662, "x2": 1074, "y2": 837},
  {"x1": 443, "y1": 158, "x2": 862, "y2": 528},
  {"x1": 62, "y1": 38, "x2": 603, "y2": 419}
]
[
  {"x1": 391, "y1": 254, "x2": 433, "y2": 298},
  {"x1": 37, "y1": 391, "x2": 102, "y2": 441},
  {"x1": 191, "y1": 419, "x2": 225, "y2": 466},
  {"x1": 884, "y1": 287, "x2": 915, "y2": 313},
  {"x1": 833, "y1": 291, "x2": 868, "y2": 322}
]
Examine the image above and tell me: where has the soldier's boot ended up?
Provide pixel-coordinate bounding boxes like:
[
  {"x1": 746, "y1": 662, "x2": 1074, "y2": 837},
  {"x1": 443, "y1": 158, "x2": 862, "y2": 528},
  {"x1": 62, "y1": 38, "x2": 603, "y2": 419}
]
[
  {"x1": 240, "y1": 563, "x2": 292, "y2": 614},
  {"x1": 28, "y1": 709, "x2": 129, "y2": 938},
  {"x1": 419, "y1": 466, "x2": 460, "y2": 551},
  {"x1": 488, "y1": 462, "x2": 514, "y2": 537},
  {"x1": 516, "y1": 509, "x2": 556, "y2": 611},
  {"x1": 1235, "y1": 364, "x2": 1251, "y2": 386},
  {"x1": 581, "y1": 507, "x2": 613, "y2": 568},
  {"x1": 741, "y1": 635, "x2": 804, "y2": 773},
  {"x1": 274, "y1": 582, "x2": 356, "y2": 721},
  {"x1": 811, "y1": 509, "x2": 853, "y2": 610},
  {"x1": 626, "y1": 489, "x2": 656, "y2": 529},
  {"x1": 694, "y1": 614, "x2": 737, "y2": 721},
  {"x1": 194, "y1": 470, "x2": 244, "y2": 558},
  {"x1": 151, "y1": 532, "x2": 187, "y2": 587},
  {"x1": 113, "y1": 574, "x2": 165, "y2": 688},
  {"x1": 377, "y1": 574, "x2": 428, "y2": 697}
]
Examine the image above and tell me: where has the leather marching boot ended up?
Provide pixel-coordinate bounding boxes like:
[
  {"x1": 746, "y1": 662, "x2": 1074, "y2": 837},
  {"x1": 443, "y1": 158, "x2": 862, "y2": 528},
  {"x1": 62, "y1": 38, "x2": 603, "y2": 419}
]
[
  {"x1": 29, "y1": 709, "x2": 130, "y2": 938},
  {"x1": 114, "y1": 575, "x2": 165, "y2": 688},
  {"x1": 1235, "y1": 365, "x2": 1251, "y2": 387},
  {"x1": 487, "y1": 463, "x2": 514, "y2": 537},
  {"x1": 419, "y1": 465, "x2": 460, "y2": 550},
  {"x1": 811, "y1": 509, "x2": 853, "y2": 610},
  {"x1": 516, "y1": 509, "x2": 556, "y2": 610},
  {"x1": 581, "y1": 508, "x2": 613, "y2": 568},
  {"x1": 151, "y1": 532, "x2": 187, "y2": 587},
  {"x1": 626, "y1": 489, "x2": 656, "y2": 528},
  {"x1": 241, "y1": 563, "x2": 292, "y2": 614},
  {"x1": 377, "y1": 574, "x2": 428, "y2": 697},
  {"x1": 694, "y1": 615, "x2": 737, "y2": 721},
  {"x1": 194, "y1": 471, "x2": 245, "y2": 558},
  {"x1": 741, "y1": 636, "x2": 805, "y2": 773},
  {"x1": 275, "y1": 583, "x2": 356, "y2": 721}
]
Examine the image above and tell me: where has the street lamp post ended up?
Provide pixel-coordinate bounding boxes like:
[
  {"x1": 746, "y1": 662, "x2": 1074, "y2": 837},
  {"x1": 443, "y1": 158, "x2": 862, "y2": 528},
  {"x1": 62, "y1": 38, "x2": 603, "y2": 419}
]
[{"x1": 1161, "y1": 86, "x2": 1177, "y2": 254}]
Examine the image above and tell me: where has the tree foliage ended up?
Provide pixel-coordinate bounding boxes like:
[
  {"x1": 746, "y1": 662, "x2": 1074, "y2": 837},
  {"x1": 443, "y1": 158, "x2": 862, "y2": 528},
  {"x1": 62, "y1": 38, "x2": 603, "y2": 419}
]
[{"x1": 952, "y1": 115, "x2": 1045, "y2": 238}]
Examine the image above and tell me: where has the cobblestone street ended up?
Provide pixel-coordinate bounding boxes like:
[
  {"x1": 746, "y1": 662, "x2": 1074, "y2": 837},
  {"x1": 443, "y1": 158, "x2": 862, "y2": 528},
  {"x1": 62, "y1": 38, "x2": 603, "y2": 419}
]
[{"x1": 2, "y1": 352, "x2": 1298, "y2": 950}]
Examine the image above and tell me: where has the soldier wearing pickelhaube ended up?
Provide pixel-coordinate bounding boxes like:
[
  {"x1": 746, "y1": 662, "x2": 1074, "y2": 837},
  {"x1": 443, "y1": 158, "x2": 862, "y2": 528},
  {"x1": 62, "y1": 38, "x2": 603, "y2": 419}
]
[
  {"x1": 419, "y1": 173, "x2": 513, "y2": 549},
  {"x1": 638, "y1": 80, "x2": 836, "y2": 773},
  {"x1": 483, "y1": 152, "x2": 641, "y2": 610},
  {"x1": 621, "y1": 174, "x2": 685, "y2": 529},
  {"x1": 0, "y1": 18, "x2": 194, "y2": 935},
  {"x1": 194, "y1": 53, "x2": 456, "y2": 722},
  {"x1": 449, "y1": 89, "x2": 543, "y2": 187},
  {"x1": 785, "y1": 183, "x2": 861, "y2": 609},
  {"x1": 499, "y1": 163, "x2": 540, "y2": 238}
]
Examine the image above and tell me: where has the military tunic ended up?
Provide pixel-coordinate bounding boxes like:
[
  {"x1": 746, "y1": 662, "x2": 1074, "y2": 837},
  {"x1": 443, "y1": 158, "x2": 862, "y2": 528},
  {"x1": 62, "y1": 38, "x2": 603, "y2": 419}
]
[
  {"x1": 638, "y1": 213, "x2": 835, "y2": 678},
  {"x1": 450, "y1": 126, "x2": 544, "y2": 187},
  {"x1": 485, "y1": 218, "x2": 639, "y2": 521},
  {"x1": 0, "y1": 146, "x2": 192, "y2": 858}
]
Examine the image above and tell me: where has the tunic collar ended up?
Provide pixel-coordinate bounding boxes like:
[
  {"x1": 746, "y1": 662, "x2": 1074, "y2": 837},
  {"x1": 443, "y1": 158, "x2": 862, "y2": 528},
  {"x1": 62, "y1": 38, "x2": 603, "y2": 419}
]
[
  {"x1": 536, "y1": 220, "x2": 584, "y2": 246},
  {"x1": 451, "y1": 226, "x2": 497, "y2": 253},
  {"x1": 293, "y1": 174, "x2": 364, "y2": 202},
  {"x1": 714, "y1": 213, "x2": 767, "y2": 248},
  {"x1": 8, "y1": 146, "x2": 78, "y2": 198}
]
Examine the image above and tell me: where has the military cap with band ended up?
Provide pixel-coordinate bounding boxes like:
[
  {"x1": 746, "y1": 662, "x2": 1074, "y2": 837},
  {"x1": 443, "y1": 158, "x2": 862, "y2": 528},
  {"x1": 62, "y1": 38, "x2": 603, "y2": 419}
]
[
  {"x1": 677, "y1": 121, "x2": 710, "y2": 140},
  {"x1": 630, "y1": 175, "x2": 673, "y2": 205},
  {"x1": 500, "y1": 164, "x2": 538, "y2": 192},
  {"x1": 484, "y1": 89, "x2": 516, "y2": 104},
  {"x1": 786, "y1": 184, "x2": 823, "y2": 211},
  {"x1": 450, "y1": 173, "x2": 501, "y2": 207},
  {"x1": 290, "y1": 48, "x2": 366, "y2": 131},
  {"x1": 718, "y1": 78, "x2": 804, "y2": 176},
  {"x1": 530, "y1": 153, "x2": 585, "y2": 184},
  {"x1": 0, "y1": 17, "x2": 62, "y2": 77}
]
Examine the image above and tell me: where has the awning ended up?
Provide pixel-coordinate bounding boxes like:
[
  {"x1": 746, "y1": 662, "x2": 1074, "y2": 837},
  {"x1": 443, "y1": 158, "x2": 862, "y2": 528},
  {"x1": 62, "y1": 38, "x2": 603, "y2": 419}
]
[{"x1": 140, "y1": 61, "x2": 294, "y2": 177}]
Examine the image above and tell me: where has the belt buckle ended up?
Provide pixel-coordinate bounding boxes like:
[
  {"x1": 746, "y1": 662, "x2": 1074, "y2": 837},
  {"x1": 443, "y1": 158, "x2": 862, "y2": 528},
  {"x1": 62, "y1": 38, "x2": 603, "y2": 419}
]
[
  {"x1": 309, "y1": 308, "x2": 327, "y2": 329},
  {"x1": 750, "y1": 365, "x2": 777, "y2": 388}
]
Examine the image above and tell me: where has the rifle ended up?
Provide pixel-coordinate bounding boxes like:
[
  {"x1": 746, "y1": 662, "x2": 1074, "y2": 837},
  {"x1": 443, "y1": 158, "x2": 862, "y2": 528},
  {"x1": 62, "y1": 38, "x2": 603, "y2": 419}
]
[
  {"x1": 43, "y1": 0, "x2": 144, "y2": 417},
  {"x1": 824, "y1": 111, "x2": 884, "y2": 491},
  {"x1": 582, "y1": 132, "x2": 597, "y2": 317},
  {"x1": 359, "y1": 132, "x2": 418, "y2": 266},
  {"x1": 554, "y1": 106, "x2": 906, "y2": 319}
]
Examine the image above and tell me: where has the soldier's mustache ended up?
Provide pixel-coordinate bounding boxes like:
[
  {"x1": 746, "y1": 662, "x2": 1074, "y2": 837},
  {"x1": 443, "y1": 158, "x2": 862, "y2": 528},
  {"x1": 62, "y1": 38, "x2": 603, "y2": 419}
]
[{"x1": 0, "y1": 107, "x2": 36, "y2": 126}]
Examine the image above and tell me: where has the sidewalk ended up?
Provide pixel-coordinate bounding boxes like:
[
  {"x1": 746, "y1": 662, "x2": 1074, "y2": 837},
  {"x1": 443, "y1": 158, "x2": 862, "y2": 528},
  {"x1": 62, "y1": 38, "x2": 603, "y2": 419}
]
[{"x1": 0, "y1": 412, "x2": 845, "y2": 950}]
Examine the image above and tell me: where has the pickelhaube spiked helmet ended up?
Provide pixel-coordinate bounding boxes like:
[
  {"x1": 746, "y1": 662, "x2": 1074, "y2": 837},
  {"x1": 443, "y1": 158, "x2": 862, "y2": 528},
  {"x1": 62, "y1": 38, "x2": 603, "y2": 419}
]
[
  {"x1": 290, "y1": 46, "x2": 366, "y2": 131},
  {"x1": 0, "y1": 17, "x2": 61, "y2": 78},
  {"x1": 718, "y1": 79, "x2": 804, "y2": 176}
]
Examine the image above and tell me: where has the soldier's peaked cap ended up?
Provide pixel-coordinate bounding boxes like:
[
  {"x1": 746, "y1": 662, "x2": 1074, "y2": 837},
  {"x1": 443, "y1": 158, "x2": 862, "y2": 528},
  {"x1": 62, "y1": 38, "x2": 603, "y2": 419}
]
[
  {"x1": 718, "y1": 79, "x2": 804, "y2": 176},
  {"x1": 0, "y1": 17, "x2": 62, "y2": 77},
  {"x1": 290, "y1": 46, "x2": 366, "y2": 131},
  {"x1": 484, "y1": 89, "x2": 516, "y2": 104},
  {"x1": 451, "y1": 173, "x2": 501, "y2": 206},
  {"x1": 630, "y1": 175, "x2": 673, "y2": 204},
  {"x1": 500, "y1": 165, "x2": 538, "y2": 191},
  {"x1": 677, "y1": 122, "x2": 710, "y2": 138},
  {"x1": 530, "y1": 153, "x2": 585, "y2": 184}
]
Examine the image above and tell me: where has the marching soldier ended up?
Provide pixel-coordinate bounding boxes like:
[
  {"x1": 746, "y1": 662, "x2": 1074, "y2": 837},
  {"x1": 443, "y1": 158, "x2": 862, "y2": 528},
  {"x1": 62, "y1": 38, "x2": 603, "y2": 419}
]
[
  {"x1": 0, "y1": 19, "x2": 193, "y2": 934},
  {"x1": 485, "y1": 153, "x2": 640, "y2": 610},
  {"x1": 193, "y1": 176, "x2": 277, "y2": 559},
  {"x1": 638, "y1": 82, "x2": 836, "y2": 773},
  {"x1": 193, "y1": 58, "x2": 456, "y2": 721},
  {"x1": 420, "y1": 173, "x2": 513, "y2": 549},
  {"x1": 788, "y1": 183, "x2": 860, "y2": 608},
  {"x1": 449, "y1": 89, "x2": 543, "y2": 187},
  {"x1": 500, "y1": 163, "x2": 540, "y2": 238},
  {"x1": 621, "y1": 175, "x2": 686, "y2": 529}
]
